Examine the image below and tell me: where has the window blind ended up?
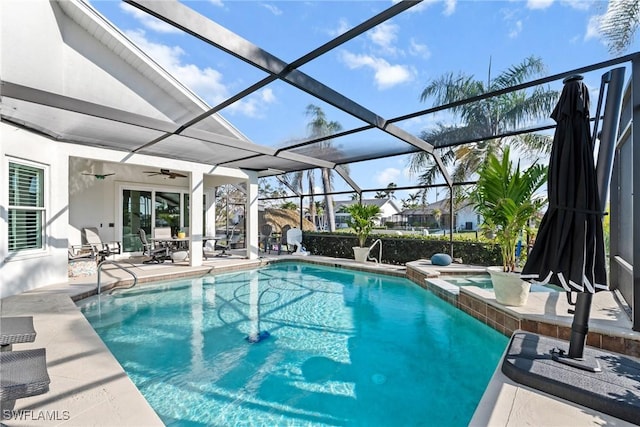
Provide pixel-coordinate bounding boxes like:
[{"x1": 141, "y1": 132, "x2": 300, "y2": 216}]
[{"x1": 9, "y1": 162, "x2": 44, "y2": 251}]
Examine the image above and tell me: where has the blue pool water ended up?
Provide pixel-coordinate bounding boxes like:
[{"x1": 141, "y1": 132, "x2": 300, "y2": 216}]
[{"x1": 79, "y1": 263, "x2": 508, "y2": 426}]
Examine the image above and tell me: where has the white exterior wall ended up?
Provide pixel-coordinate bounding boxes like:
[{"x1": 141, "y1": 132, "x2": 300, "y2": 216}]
[
  {"x1": 456, "y1": 204, "x2": 479, "y2": 231},
  {"x1": 1, "y1": 124, "x2": 70, "y2": 299},
  {"x1": 378, "y1": 201, "x2": 401, "y2": 225}
]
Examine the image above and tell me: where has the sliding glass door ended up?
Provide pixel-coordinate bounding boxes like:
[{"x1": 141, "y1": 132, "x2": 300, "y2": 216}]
[
  {"x1": 120, "y1": 187, "x2": 206, "y2": 252},
  {"x1": 122, "y1": 189, "x2": 152, "y2": 252},
  {"x1": 155, "y1": 191, "x2": 181, "y2": 235}
]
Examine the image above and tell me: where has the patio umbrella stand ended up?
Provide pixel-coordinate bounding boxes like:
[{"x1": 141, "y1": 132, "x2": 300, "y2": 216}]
[{"x1": 501, "y1": 69, "x2": 640, "y2": 424}]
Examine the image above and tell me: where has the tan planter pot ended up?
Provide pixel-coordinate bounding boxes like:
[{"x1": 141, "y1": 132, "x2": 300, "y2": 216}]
[
  {"x1": 353, "y1": 247, "x2": 370, "y2": 263},
  {"x1": 487, "y1": 266, "x2": 531, "y2": 306}
]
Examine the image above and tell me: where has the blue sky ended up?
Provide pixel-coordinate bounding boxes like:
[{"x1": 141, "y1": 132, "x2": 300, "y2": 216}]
[{"x1": 90, "y1": 0, "x2": 639, "y2": 203}]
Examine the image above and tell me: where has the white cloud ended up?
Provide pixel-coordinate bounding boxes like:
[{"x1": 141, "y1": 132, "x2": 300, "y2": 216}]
[
  {"x1": 368, "y1": 22, "x2": 399, "y2": 55},
  {"x1": 329, "y1": 18, "x2": 351, "y2": 37},
  {"x1": 509, "y1": 20, "x2": 523, "y2": 38},
  {"x1": 340, "y1": 51, "x2": 415, "y2": 89},
  {"x1": 409, "y1": 38, "x2": 431, "y2": 59},
  {"x1": 395, "y1": 0, "x2": 457, "y2": 16},
  {"x1": 443, "y1": 0, "x2": 457, "y2": 16},
  {"x1": 262, "y1": 4, "x2": 283, "y2": 16},
  {"x1": 227, "y1": 88, "x2": 277, "y2": 118},
  {"x1": 584, "y1": 14, "x2": 602, "y2": 41},
  {"x1": 209, "y1": 0, "x2": 224, "y2": 7},
  {"x1": 560, "y1": 0, "x2": 592, "y2": 10},
  {"x1": 120, "y1": 3, "x2": 181, "y2": 34},
  {"x1": 526, "y1": 0, "x2": 554, "y2": 10},
  {"x1": 125, "y1": 29, "x2": 229, "y2": 105},
  {"x1": 375, "y1": 167, "x2": 401, "y2": 185}
]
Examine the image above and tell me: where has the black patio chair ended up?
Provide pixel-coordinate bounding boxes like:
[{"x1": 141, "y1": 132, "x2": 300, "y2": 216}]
[{"x1": 138, "y1": 229, "x2": 170, "y2": 263}]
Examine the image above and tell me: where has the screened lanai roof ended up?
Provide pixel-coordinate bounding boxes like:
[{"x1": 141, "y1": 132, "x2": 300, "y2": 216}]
[
  {"x1": 1, "y1": 0, "x2": 637, "y2": 195},
  {"x1": 0, "y1": 0, "x2": 453, "y2": 186}
]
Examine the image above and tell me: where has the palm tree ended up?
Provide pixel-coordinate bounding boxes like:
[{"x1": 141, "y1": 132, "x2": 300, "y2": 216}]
[
  {"x1": 472, "y1": 147, "x2": 547, "y2": 272},
  {"x1": 305, "y1": 104, "x2": 343, "y2": 232},
  {"x1": 409, "y1": 56, "x2": 558, "y2": 192},
  {"x1": 598, "y1": 0, "x2": 640, "y2": 54},
  {"x1": 282, "y1": 170, "x2": 316, "y2": 227},
  {"x1": 402, "y1": 191, "x2": 420, "y2": 209}
]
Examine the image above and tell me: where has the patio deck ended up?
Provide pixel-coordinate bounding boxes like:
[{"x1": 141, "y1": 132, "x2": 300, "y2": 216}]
[{"x1": 0, "y1": 253, "x2": 637, "y2": 426}]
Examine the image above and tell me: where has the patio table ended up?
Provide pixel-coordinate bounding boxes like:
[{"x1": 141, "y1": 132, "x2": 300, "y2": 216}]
[
  {"x1": 152, "y1": 237, "x2": 219, "y2": 260},
  {"x1": 0, "y1": 317, "x2": 36, "y2": 352}
]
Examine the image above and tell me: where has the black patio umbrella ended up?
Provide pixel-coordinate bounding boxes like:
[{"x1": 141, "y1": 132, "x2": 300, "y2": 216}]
[{"x1": 521, "y1": 75, "x2": 607, "y2": 367}]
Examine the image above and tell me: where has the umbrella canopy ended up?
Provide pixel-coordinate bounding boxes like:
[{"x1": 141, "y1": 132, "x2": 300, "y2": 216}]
[{"x1": 521, "y1": 76, "x2": 607, "y2": 294}]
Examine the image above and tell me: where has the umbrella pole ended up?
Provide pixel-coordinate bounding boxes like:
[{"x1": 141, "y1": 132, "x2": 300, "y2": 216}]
[{"x1": 568, "y1": 293, "x2": 592, "y2": 358}]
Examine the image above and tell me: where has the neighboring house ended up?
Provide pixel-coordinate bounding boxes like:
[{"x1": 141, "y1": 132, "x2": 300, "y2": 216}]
[
  {"x1": 1, "y1": 0, "x2": 262, "y2": 298},
  {"x1": 454, "y1": 201, "x2": 481, "y2": 231},
  {"x1": 399, "y1": 199, "x2": 480, "y2": 231},
  {"x1": 334, "y1": 199, "x2": 402, "y2": 228}
]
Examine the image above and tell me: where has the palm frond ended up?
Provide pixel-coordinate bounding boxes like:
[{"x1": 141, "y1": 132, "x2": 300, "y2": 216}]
[
  {"x1": 490, "y1": 56, "x2": 546, "y2": 90},
  {"x1": 599, "y1": 0, "x2": 640, "y2": 54}
]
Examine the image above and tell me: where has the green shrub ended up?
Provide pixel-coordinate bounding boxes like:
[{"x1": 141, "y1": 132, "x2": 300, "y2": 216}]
[{"x1": 302, "y1": 232, "x2": 501, "y2": 266}]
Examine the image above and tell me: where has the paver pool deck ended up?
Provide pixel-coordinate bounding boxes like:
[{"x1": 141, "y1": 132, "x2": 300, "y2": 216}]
[{"x1": 1, "y1": 253, "x2": 637, "y2": 426}]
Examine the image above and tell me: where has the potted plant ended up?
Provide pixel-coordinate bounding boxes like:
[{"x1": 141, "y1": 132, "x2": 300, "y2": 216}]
[
  {"x1": 472, "y1": 147, "x2": 547, "y2": 306},
  {"x1": 345, "y1": 202, "x2": 381, "y2": 262}
]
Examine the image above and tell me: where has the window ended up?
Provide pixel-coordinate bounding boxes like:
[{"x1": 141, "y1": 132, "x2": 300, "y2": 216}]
[{"x1": 8, "y1": 161, "x2": 45, "y2": 252}]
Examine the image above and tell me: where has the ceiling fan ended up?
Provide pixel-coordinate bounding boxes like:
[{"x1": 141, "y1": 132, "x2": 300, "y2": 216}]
[
  {"x1": 82, "y1": 172, "x2": 115, "y2": 180},
  {"x1": 144, "y1": 169, "x2": 187, "y2": 179}
]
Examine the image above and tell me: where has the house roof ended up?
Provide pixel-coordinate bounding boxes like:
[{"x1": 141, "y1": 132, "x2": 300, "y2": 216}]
[
  {"x1": 401, "y1": 198, "x2": 448, "y2": 215},
  {"x1": 334, "y1": 198, "x2": 402, "y2": 213}
]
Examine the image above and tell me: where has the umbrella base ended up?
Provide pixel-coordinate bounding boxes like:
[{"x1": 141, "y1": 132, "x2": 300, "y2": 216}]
[
  {"x1": 502, "y1": 331, "x2": 640, "y2": 425},
  {"x1": 550, "y1": 347, "x2": 601, "y2": 372}
]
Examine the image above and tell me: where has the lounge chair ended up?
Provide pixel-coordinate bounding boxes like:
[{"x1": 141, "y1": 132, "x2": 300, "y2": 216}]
[
  {"x1": 0, "y1": 316, "x2": 36, "y2": 352},
  {"x1": 82, "y1": 227, "x2": 121, "y2": 263},
  {"x1": 138, "y1": 229, "x2": 170, "y2": 263},
  {"x1": 0, "y1": 348, "x2": 50, "y2": 413}
]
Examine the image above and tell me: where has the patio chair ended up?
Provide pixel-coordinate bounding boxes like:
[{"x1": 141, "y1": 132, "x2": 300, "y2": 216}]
[
  {"x1": 279, "y1": 225, "x2": 293, "y2": 254},
  {"x1": 287, "y1": 227, "x2": 308, "y2": 256},
  {"x1": 138, "y1": 229, "x2": 170, "y2": 263},
  {"x1": 203, "y1": 239, "x2": 217, "y2": 260},
  {"x1": 82, "y1": 227, "x2": 121, "y2": 263},
  {"x1": 260, "y1": 224, "x2": 273, "y2": 254},
  {"x1": 215, "y1": 227, "x2": 239, "y2": 257},
  {"x1": 152, "y1": 227, "x2": 175, "y2": 251},
  {"x1": 67, "y1": 244, "x2": 96, "y2": 261},
  {"x1": 0, "y1": 348, "x2": 50, "y2": 413}
]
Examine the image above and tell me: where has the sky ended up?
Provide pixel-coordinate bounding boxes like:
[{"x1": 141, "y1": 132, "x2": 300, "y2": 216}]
[{"x1": 89, "y1": 0, "x2": 640, "y2": 204}]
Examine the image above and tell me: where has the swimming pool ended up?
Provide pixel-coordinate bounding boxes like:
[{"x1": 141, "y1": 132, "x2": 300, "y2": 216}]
[{"x1": 79, "y1": 262, "x2": 508, "y2": 426}]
